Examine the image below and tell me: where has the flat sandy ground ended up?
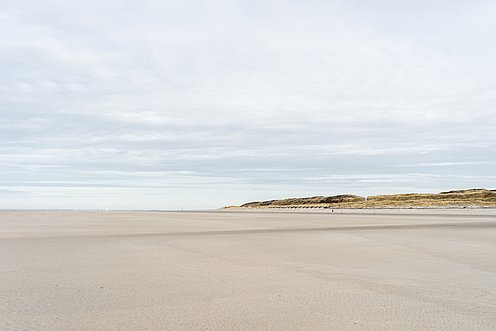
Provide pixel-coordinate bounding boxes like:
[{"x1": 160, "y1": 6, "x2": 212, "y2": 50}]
[{"x1": 1, "y1": 210, "x2": 495, "y2": 330}]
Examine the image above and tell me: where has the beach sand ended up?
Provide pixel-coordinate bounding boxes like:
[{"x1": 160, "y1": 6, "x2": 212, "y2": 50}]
[{"x1": 1, "y1": 210, "x2": 495, "y2": 330}]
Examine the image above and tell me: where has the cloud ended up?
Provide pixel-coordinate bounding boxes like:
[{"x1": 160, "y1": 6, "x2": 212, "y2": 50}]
[
  {"x1": 1, "y1": 0, "x2": 496, "y2": 209},
  {"x1": 397, "y1": 161, "x2": 490, "y2": 167}
]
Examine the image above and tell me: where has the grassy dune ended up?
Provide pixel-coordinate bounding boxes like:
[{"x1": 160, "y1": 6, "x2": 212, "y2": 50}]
[{"x1": 238, "y1": 189, "x2": 496, "y2": 209}]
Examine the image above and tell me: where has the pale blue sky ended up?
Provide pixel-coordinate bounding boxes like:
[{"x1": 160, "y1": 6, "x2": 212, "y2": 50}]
[{"x1": 1, "y1": 0, "x2": 495, "y2": 209}]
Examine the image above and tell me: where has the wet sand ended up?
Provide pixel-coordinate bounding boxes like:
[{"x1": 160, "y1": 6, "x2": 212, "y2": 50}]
[{"x1": 1, "y1": 210, "x2": 495, "y2": 330}]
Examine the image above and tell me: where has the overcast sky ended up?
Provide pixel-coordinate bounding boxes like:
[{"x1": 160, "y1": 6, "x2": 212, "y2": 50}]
[{"x1": 1, "y1": 0, "x2": 495, "y2": 209}]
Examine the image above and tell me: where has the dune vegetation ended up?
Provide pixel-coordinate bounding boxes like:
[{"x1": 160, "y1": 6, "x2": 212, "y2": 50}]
[{"x1": 237, "y1": 189, "x2": 496, "y2": 209}]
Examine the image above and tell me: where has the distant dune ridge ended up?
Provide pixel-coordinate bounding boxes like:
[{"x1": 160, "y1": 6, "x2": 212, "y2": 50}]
[{"x1": 237, "y1": 189, "x2": 496, "y2": 208}]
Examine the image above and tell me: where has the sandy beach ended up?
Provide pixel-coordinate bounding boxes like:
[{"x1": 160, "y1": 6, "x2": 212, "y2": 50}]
[{"x1": 1, "y1": 210, "x2": 495, "y2": 330}]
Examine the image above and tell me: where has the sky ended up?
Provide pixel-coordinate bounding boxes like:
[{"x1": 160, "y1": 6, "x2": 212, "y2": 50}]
[{"x1": 1, "y1": 0, "x2": 495, "y2": 209}]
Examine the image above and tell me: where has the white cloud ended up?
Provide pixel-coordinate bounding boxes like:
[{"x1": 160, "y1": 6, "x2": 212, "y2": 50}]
[{"x1": 1, "y1": 0, "x2": 496, "y2": 209}]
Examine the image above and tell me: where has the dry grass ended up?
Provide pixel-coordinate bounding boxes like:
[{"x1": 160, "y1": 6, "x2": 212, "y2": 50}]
[
  {"x1": 240, "y1": 195, "x2": 364, "y2": 207},
  {"x1": 237, "y1": 189, "x2": 496, "y2": 209}
]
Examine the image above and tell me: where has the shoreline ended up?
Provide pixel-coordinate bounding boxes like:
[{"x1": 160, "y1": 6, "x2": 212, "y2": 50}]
[{"x1": 222, "y1": 206, "x2": 496, "y2": 216}]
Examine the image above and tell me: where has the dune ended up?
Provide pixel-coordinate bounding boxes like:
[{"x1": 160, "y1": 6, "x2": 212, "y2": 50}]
[{"x1": 237, "y1": 188, "x2": 496, "y2": 209}]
